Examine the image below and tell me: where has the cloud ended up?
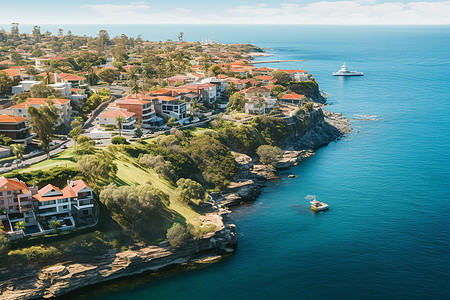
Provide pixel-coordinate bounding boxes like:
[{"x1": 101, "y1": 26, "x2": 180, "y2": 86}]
[
  {"x1": 223, "y1": 1, "x2": 450, "y2": 25},
  {"x1": 84, "y1": 2, "x2": 150, "y2": 16}
]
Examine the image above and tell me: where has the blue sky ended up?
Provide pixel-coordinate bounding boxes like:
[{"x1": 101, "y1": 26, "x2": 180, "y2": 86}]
[{"x1": 1, "y1": 0, "x2": 449, "y2": 24}]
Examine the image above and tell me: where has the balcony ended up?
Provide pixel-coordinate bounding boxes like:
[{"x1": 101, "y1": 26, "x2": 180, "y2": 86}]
[{"x1": 73, "y1": 199, "x2": 94, "y2": 210}]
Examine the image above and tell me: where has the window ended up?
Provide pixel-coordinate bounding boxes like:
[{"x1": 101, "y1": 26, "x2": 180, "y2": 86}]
[
  {"x1": 0, "y1": 192, "x2": 3, "y2": 196},
  {"x1": 8, "y1": 199, "x2": 12, "y2": 204},
  {"x1": 7, "y1": 191, "x2": 11, "y2": 195},
  {"x1": 0, "y1": 200, "x2": 3, "y2": 204},
  {"x1": 58, "y1": 199, "x2": 68, "y2": 204},
  {"x1": 9, "y1": 207, "x2": 13, "y2": 213},
  {"x1": 62, "y1": 205, "x2": 68, "y2": 210}
]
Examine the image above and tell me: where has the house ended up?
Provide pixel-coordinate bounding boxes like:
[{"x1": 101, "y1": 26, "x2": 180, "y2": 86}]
[
  {"x1": 280, "y1": 92, "x2": 306, "y2": 106},
  {"x1": 183, "y1": 83, "x2": 217, "y2": 106},
  {"x1": 33, "y1": 184, "x2": 75, "y2": 232},
  {"x1": 10, "y1": 98, "x2": 72, "y2": 126},
  {"x1": 166, "y1": 75, "x2": 189, "y2": 85},
  {"x1": 97, "y1": 109, "x2": 136, "y2": 133},
  {"x1": 11, "y1": 80, "x2": 41, "y2": 95},
  {"x1": 55, "y1": 73, "x2": 86, "y2": 88},
  {"x1": 157, "y1": 96, "x2": 187, "y2": 120},
  {"x1": 0, "y1": 115, "x2": 36, "y2": 145},
  {"x1": 276, "y1": 69, "x2": 309, "y2": 82},
  {"x1": 241, "y1": 86, "x2": 271, "y2": 99},
  {"x1": 63, "y1": 179, "x2": 95, "y2": 225},
  {"x1": 113, "y1": 96, "x2": 158, "y2": 128},
  {"x1": 201, "y1": 77, "x2": 229, "y2": 98},
  {"x1": 0, "y1": 177, "x2": 39, "y2": 237}
]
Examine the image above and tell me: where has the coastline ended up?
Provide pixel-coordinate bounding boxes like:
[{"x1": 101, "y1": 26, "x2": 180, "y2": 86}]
[{"x1": 0, "y1": 104, "x2": 351, "y2": 299}]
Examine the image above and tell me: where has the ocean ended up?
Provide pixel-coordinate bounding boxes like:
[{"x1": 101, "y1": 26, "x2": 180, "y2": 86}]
[{"x1": 29, "y1": 25, "x2": 448, "y2": 299}]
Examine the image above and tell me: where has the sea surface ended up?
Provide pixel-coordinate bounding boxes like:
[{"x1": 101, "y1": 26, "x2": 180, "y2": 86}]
[{"x1": 26, "y1": 25, "x2": 448, "y2": 299}]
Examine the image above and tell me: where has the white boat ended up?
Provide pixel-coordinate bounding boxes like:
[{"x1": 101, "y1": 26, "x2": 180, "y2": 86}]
[
  {"x1": 333, "y1": 62, "x2": 364, "y2": 76},
  {"x1": 307, "y1": 195, "x2": 329, "y2": 212}
]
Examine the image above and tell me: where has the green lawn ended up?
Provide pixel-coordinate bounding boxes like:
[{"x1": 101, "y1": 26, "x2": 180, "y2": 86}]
[{"x1": 19, "y1": 147, "x2": 77, "y2": 172}]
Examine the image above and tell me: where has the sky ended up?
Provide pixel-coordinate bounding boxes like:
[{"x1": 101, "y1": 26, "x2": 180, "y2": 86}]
[{"x1": 0, "y1": 0, "x2": 449, "y2": 25}]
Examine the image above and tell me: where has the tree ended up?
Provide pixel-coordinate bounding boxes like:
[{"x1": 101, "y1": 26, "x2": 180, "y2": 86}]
[
  {"x1": 227, "y1": 92, "x2": 248, "y2": 112},
  {"x1": 224, "y1": 82, "x2": 238, "y2": 99},
  {"x1": 28, "y1": 100, "x2": 59, "y2": 159},
  {"x1": 256, "y1": 145, "x2": 283, "y2": 165},
  {"x1": 14, "y1": 221, "x2": 24, "y2": 231},
  {"x1": 115, "y1": 116, "x2": 124, "y2": 136},
  {"x1": 100, "y1": 184, "x2": 166, "y2": 237},
  {"x1": 167, "y1": 117, "x2": 176, "y2": 127},
  {"x1": 69, "y1": 117, "x2": 83, "y2": 151},
  {"x1": 97, "y1": 68, "x2": 119, "y2": 85},
  {"x1": 11, "y1": 23, "x2": 19, "y2": 36},
  {"x1": 50, "y1": 220, "x2": 61, "y2": 231},
  {"x1": 166, "y1": 223, "x2": 188, "y2": 247},
  {"x1": 77, "y1": 151, "x2": 117, "y2": 183},
  {"x1": 10, "y1": 52, "x2": 22, "y2": 64},
  {"x1": 272, "y1": 71, "x2": 292, "y2": 86},
  {"x1": 11, "y1": 143, "x2": 24, "y2": 168},
  {"x1": 32, "y1": 25, "x2": 41, "y2": 42},
  {"x1": 57, "y1": 28, "x2": 63, "y2": 36},
  {"x1": 135, "y1": 125, "x2": 143, "y2": 139},
  {"x1": 178, "y1": 32, "x2": 184, "y2": 42},
  {"x1": 209, "y1": 64, "x2": 222, "y2": 76},
  {"x1": 0, "y1": 230, "x2": 10, "y2": 259},
  {"x1": 30, "y1": 83, "x2": 63, "y2": 98},
  {"x1": 139, "y1": 154, "x2": 176, "y2": 182},
  {"x1": 31, "y1": 48, "x2": 43, "y2": 58},
  {"x1": 175, "y1": 178, "x2": 206, "y2": 205},
  {"x1": 271, "y1": 85, "x2": 285, "y2": 99},
  {"x1": 84, "y1": 94, "x2": 102, "y2": 111},
  {"x1": 0, "y1": 72, "x2": 13, "y2": 95}
]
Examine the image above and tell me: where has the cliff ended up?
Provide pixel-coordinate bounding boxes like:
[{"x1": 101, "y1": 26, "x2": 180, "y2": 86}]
[
  {"x1": 0, "y1": 211, "x2": 237, "y2": 299},
  {"x1": 288, "y1": 78, "x2": 325, "y2": 103}
]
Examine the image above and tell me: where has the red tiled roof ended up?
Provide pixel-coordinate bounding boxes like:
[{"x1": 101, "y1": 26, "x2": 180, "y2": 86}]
[
  {"x1": 58, "y1": 73, "x2": 85, "y2": 81},
  {"x1": 1, "y1": 69, "x2": 20, "y2": 77},
  {"x1": 0, "y1": 115, "x2": 26, "y2": 124},
  {"x1": 11, "y1": 98, "x2": 70, "y2": 109},
  {"x1": 0, "y1": 60, "x2": 15, "y2": 65},
  {"x1": 99, "y1": 109, "x2": 135, "y2": 119},
  {"x1": 277, "y1": 69, "x2": 307, "y2": 74},
  {"x1": 0, "y1": 177, "x2": 28, "y2": 192},
  {"x1": 281, "y1": 92, "x2": 305, "y2": 100}
]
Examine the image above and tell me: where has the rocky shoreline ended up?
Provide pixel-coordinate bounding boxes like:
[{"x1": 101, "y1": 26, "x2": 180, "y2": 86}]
[{"x1": 0, "y1": 105, "x2": 350, "y2": 299}]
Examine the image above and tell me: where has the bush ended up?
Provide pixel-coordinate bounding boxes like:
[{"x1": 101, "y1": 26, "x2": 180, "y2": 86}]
[
  {"x1": 9, "y1": 167, "x2": 81, "y2": 188},
  {"x1": 139, "y1": 154, "x2": 177, "y2": 182},
  {"x1": 8, "y1": 246, "x2": 62, "y2": 262},
  {"x1": 176, "y1": 178, "x2": 206, "y2": 206},
  {"x1": 256, "y1": 145, "x2": 283, "y2": 165},
  {"x1": 111, "y1": 136, "x2": 127, "y2": 144},
  {"x1": 166, "y1": 223, "x2": 189, "y2": 247}
]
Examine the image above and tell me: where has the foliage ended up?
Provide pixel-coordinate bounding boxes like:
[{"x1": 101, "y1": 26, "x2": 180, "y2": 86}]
[
  {"x1": 12, "y1": 91, "x2": 31, "y2": 103},
  {"x1": 9, "y1": 167, "x2": 80, "y2": 188},
  {"x1": 30, "y1": 83, "x2": 64, "y2": 98},
  {"x1": 256, "y1": 145, "x2": 283, "y2": 165},
  {"x1": 0, "y1": 230, "x2": 10, "y2": 259},
  {"x1": 251, "y1": 116, "x2": 288, "y2": 146},
  {"x1": 14, "y1": 221, "x2": 24, "y2": 230},
  {"x1": 99, "y1": 184, "x2": 168, "y2": 238},
  {"x1": 0, "y1": 71, "x2": 13, "y2": 95},
  {"x1": 97, "y1": 68, "x2": 119, "y2": 85},
  {"x1": 218, "y1": 125, "x2": 263, "y2": 153},
  {"x1": 188, "y1": 134, "x2": 238, "y2": 189},
  {"x1": 111, "y1": 136, "x2": 127, "y2": 145},
  {"x1": 175, "y1": 178, "x2": 206, "y2": 206},
  {"x1": 69, "y1": 117, "x2": 82, "y2": 150},
  {"x1": 226, "y1": 92, "x2": 248, "y2": 112},
  {"x1": 272, "y1": 71, "x2": 292, "y2": 86},
  {"x1": 139, "y1": 154, "x2": 177, "y2": 182},
  {"x1": 270, "y1": 85, "x2": 285, "y2": 99},
  {"x1": 28, "y1": 100, "x2": 59, "y2": 158},
  {"x1": 50, "y1": 220, "x2": 61, "y2": 230},
  {"x1": 166, "y1": 223, "x2": 189, "y2": 247},
  {"x1": 77, "y1": 151, "x2": 117, "y2": 183},
  {"x1": 84, "y1": 94, "x2": 102, "y2": 111},
  {"x1": 0, "y1": 134, "x2": 14, "y2": 146},
  {"x1": 135, "y1": 126, "x2": 143, "y2": 138},
  {"x1": 8, "y1": 246, "x2": 62, "y2": 262}
]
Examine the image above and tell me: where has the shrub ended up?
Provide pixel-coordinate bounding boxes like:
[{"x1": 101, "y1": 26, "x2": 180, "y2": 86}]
[
  {"x1": 256, "y1": 145, "x2": 283, "y2": 165},
  {"x1": 111, "y1": 136, "x2": 127, "y2": 144},
  {"x1": 8, "y1": 246, "x2": 62, "y2": 262},
  {"x1": 176, "y1": 178, "x2": 206, "y2": 206},
  {"x1": 139, "y1": 154, "x2": 177, "y2": 182},
  {"x1": 166, "y1": 223, "x2": 189, "y2": 247}
]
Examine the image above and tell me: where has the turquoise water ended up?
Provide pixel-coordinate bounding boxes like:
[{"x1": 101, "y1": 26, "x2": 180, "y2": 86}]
[{"x1": 56, "y1": 25, "x2": 449, "y2": 299}]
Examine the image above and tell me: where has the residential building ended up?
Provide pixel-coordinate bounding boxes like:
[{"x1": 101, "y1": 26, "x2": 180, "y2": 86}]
[
  {"x1": 63, "y1": 179, "x2": 95, "y2": 225},
  {"x1": 276, "y1": 69, "x2": 309, "y2": 82},
  {"x1": 11, "y1": 80, "x2": 41, "y2": 95},
  {"x1": 280, "y1": 92, "x2": 306, "y2": 106},
  {"x1": 10, "y1": 98, "x2": 72, "y2": 126},
  {"x1": 0, "y1": 177, "x2": 38, "y2": 215},
  {"x1": 183, "y1": 83, "x2": 217, "y2": 105},
  {"x1": 158, "y1": 97, "x2": 187, "y2": 120},
  {"x1": 113, "y1": 95, "x2": 158, "y2": 128},
  {"x1": 0, "y1": 115, "x2": 36, "y2": 145},
  {"x1": 97, "y1": 109, "x2": 136, "y2": 133}
]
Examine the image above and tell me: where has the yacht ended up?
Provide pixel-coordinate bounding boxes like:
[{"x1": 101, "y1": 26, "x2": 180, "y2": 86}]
[{"x1": 333, "y1": 62, "x2": 364, "y2": 76}]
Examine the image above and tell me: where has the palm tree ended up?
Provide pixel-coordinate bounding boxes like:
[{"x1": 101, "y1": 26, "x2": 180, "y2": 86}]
[
  {"x1": 14, "y1": 221, "x2": 24, "y2": 232},
  {"x1": 116, "y1": 116, "x2": 124, "y2": 137},
  {"x1": 11, "y1": 143, "x2": 25, "y2": 169}
]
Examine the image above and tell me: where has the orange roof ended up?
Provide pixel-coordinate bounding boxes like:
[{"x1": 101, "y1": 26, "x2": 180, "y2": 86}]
[
  {"x1": 277, "y1": 69, "x2": 307, "y2": 74},
  {"x1": 1, "y1": 69, "x2": 20, "y2": 77},
  {"x1": 0, "y1": 177, "x2": 28, "y2": 192},
  {"x1": 11, "y1": 98, "x2": 70, "y2": 109},
  {"x1": 0, "y1": 60, "x2": 15, "y2": 65},
  {"x1": 58, "y1": 73, "x2": 85, "y2": 81},
  {"x1": 99, "y1": 109, "x2": 135, "y2": 119},
  {"x1": 281, "y1": 92, "x2": 305, "y2": 100},
  {"x1": 147, "y1": 88, "x2": 173, "y2": 96},
  {"x1": 255, "y1": 75, "x2": 274, "y2": 81},
  {"x1": 117, "y1": 98, "x2": 150, "y2": 105},
  {"x1": 157, "y1": 96, "x2": 178, "y2": 101},
  {"x1": 62, "y1": 180, "x2": 91, "y2": 196},
  {"x1": 0, "y1": 114, "x2": 26, "y2": 124},
  {"x1": 34, "y1": 183, "x2": 72, "y2": 202}
]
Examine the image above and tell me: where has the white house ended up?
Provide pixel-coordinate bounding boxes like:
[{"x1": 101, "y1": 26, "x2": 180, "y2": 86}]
[
  {"x1": 97, "y1": 108, "x2": 136, "y2": 133},
  {"x1": 11, "y1": 80, "x2": 41, "y2": 95},
  {"x1": 10, "y1": 98, "x2": 72, "y2": 126}
]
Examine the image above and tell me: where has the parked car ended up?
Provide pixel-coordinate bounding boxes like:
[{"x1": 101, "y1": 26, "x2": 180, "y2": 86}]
[
  {"x1": 3, "y1": 163, "x2": 11, "y2": 168},
  {"x1": 60, "y1": 136, "x2": 67, "y2": 141},
  {"x1": 61, "y1": 145, "x2": 67, "y2": 149},
  {"x1": 12, "y1": 159, "x2": 21, "y2": 165}
]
